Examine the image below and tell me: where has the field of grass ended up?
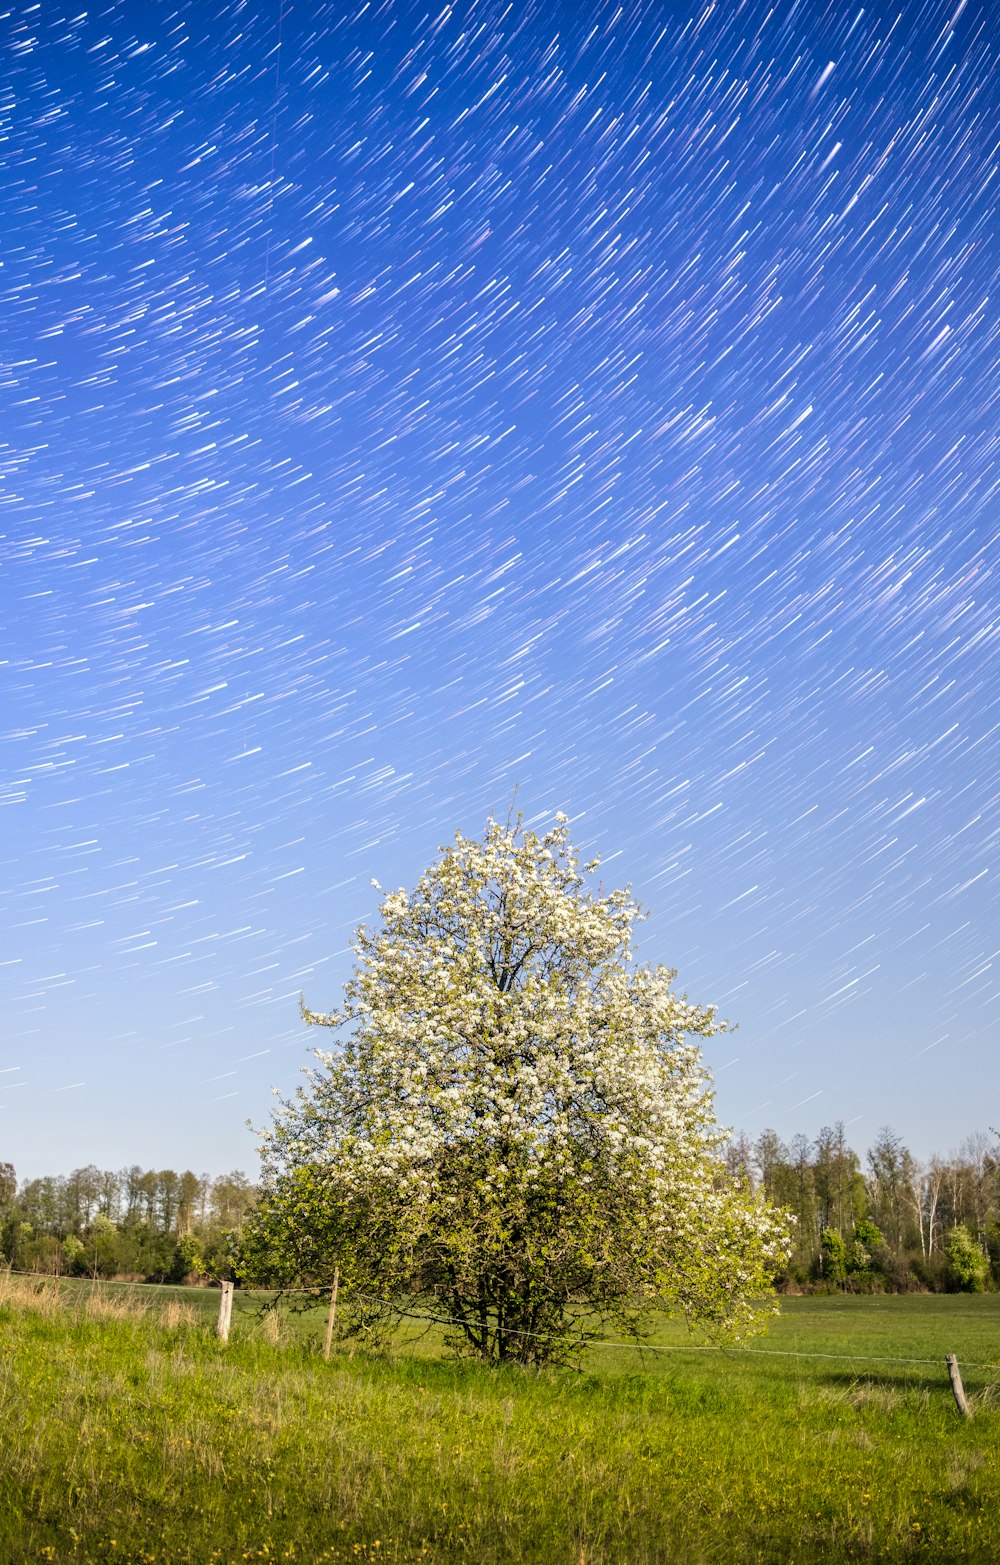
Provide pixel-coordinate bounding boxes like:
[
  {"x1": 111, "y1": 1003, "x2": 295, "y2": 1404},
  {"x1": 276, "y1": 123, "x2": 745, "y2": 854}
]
[{"x1": 0, "y1": 1274, "x2": 997, "y2": 1563}]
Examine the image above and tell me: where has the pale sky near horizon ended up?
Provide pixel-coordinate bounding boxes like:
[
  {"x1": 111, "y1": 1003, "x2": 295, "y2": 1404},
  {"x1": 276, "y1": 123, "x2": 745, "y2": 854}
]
[{"x1": 3, "y1": 0, "x2": 998, "y2": 1181}]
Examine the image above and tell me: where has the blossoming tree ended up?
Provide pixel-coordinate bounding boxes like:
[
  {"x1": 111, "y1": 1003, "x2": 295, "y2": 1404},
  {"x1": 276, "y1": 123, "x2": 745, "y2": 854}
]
[{"x1": 242, "y1": 815, "x2": 790, "y2": 1363}]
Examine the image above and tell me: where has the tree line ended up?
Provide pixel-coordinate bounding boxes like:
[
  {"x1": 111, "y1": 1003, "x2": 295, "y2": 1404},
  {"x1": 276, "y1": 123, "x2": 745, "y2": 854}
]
[
  {"x1": 2, "y1": 1123, "x2": 997, "y2": 1295},
  {"x1": 727, "y1": 1123, "x2": 1000, "y2": 1292},
  {"x1": 0, "y1": 1163, "x2": 253, "y2": 1282}
]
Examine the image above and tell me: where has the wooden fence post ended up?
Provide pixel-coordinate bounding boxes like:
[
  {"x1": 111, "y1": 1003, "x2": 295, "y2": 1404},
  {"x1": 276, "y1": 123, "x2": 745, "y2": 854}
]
[
  {"x1": 323, "y1": 1266, "x2": 340, "y2": 1361},
  {"x1": 216, "y1": 1280, "x2": 234, "y2": 1343},
  {"x1": 946, "y1": 1353, "x2": 972, "y2": 1418}
]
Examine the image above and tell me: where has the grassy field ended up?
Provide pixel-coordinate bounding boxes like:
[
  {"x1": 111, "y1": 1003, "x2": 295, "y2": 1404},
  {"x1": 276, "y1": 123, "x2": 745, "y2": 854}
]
[{"x1": 0, "y1": 1275, "x2": 997, "y2": 1563}]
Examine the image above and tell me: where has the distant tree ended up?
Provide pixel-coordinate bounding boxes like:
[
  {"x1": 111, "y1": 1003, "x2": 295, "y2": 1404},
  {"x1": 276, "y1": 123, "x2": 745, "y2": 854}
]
[
  {"x1": 904, "y1": 1156, "x2": 928, "y2": 1260},
  {"x1": 85, "y1": 1214, "x2": 121, "y2": 1278},
  {"x1": 155, "y1": 1170, "x2": 181, "y2": 1234},
  {"x1": 211, "y1": 1172, "x2": 254, "y2": 1234},
  {"x1": 96, "y1": 1169, "x2": 121, "y2": 1220},
  {"x1": 242, "y1": 815, "x2": 790, "y2": 1364},
  {"x1": 944, "y1": 1155, "x2": 975, "y2": 1237},
  {"x1": 62, "y1": 1234, "x2": 86, "y2": 1274},
  {"x1": 136, "y1": 1171, "x2": 159, "y2": 1226},
  {"x1": 170, "y1": 1232, "x2": 206, "y2": 1283},
  {"x1": 820, "y1": 1228, "x2": 846, "y2": 1284},
  {"x1": 924, "y1": 1157, "x2": 948, "y2": 1255},
  {"x1": 177, "y1": 1171, "x2": 204, "y2": 1236},
  {"x1": 867, "y1": 1127, "x2": 919, "y2": 1254},
  {"x1": 787, "y1": 1133, "x2": 819, "y2": 1268},
  {"x1": 6, "y1": 1221, "x2": 33, "y2": 1271},
  {"x1": 846, "y1": 1217, "x2": 889, "y2": 1285},
  {"x1": 67, "y1": 1165, "x2": 103, "y2": 1229},
  {"x1": 19, "y1": 1177, "x2": 66, "y2": 1238},
  {"x1": 753, "y1": 1131, "x2": 789, "y2": 1201},
  {"x1": 813, "y1": 1123, "x2": 865, "y2": 1237},
  {"x1": 119, "y1": 1166, "x2": 146, "y2": 1226},
  {"x1": 724, "y1": 1132, "x2": 755, "y2": 1186},
  {"x1": 752, "y1": 1133, "x2": 817, "y2": 1278},
  {"x1": 945, "y1": 1225, "x2": 989, "y2": 1293},
  {"x1": 961, "y1": 1134, "x2": 994, "y2": 1247}
]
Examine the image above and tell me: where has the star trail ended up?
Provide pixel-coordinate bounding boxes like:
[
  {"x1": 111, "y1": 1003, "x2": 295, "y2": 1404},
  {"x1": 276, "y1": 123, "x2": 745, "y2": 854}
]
[{"x1": 2, "y1": 0, "x2": 998, "y2": 1175}]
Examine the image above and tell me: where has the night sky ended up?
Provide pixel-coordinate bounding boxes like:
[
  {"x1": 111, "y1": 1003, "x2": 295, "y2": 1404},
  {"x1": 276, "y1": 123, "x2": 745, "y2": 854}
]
[{"x1": 4, "y1": 0, "x2": 998, "y2": 1178}]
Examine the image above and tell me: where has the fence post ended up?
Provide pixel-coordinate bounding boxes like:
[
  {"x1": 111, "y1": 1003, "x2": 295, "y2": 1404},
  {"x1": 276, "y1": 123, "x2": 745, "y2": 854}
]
[
  {"x1": 323, "y1": 1266, "x2": 340, "y2": 1361},
  {"x1": 946, "y1": 1353, "x2": 972, "y2": 1418},
  {"x1": 216, "y1": 1280, "x2": 234, "y2": 1343}
]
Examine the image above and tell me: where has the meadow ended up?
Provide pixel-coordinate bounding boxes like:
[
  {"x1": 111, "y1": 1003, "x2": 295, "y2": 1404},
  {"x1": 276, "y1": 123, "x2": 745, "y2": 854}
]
[{"x1": 0, "y1": 1273, "x2": 997, "y2": 1564}]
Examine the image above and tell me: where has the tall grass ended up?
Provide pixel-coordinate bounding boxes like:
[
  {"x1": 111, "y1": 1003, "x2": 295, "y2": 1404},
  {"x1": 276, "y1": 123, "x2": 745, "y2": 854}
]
[{"x1": 0, "y1": 1274, "x2": 996, "y2": 1562}]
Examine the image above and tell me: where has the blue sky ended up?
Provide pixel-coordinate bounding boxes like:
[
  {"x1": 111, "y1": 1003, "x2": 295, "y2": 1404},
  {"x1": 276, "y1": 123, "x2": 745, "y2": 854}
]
[{"x1": 3, "y1": 0, "x2": 998, "y2": 1177}]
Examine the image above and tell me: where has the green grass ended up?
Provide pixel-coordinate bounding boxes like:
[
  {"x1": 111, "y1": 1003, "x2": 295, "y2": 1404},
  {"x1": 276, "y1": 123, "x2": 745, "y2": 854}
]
[{"x1": 1, "y1": 1275, "x2": 998, "y2": 1564}]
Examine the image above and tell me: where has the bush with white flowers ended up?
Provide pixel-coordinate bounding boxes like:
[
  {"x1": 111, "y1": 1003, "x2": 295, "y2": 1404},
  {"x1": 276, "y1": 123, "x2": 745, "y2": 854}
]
[{"x1": 241, "y1": 815, "x2": 791, "y2": 1364}]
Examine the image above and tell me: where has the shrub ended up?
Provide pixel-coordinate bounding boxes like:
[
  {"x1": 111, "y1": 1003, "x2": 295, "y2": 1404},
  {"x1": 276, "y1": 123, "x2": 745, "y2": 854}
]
[
  {"x1": 819, "y1": 1228, "x2": 846, "y2": 1284},
  {"x1": 944, "y1": 1225, "x2": 989, "y2": 1293}
]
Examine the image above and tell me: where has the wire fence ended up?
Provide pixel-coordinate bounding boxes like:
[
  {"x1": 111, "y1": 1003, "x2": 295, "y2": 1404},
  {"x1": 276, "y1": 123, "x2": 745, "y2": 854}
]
[{"x1": 3, "y1": 1265, "x2": 999, "y2": 1377}]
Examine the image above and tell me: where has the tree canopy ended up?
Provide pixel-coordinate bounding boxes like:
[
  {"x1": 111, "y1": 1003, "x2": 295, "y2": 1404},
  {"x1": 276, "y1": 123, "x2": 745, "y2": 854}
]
[{"x1": 241, "y1": 814, "x2": 791, "y2": 1363}]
